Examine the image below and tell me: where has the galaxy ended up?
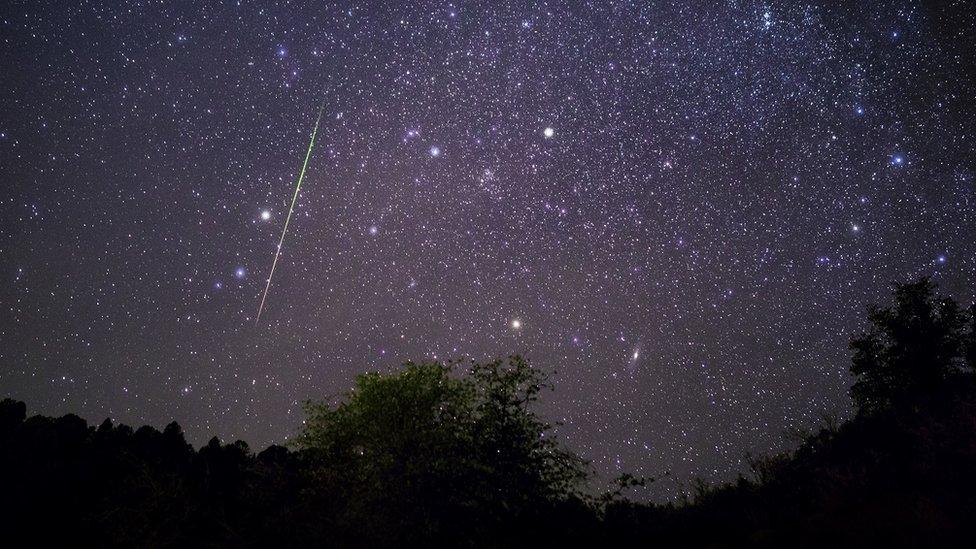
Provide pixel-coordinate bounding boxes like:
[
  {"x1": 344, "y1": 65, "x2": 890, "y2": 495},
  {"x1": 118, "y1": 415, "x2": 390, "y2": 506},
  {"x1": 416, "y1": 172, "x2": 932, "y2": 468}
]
[{"x1": 1, "y1": 1, "x2": 974, "y2": 497}]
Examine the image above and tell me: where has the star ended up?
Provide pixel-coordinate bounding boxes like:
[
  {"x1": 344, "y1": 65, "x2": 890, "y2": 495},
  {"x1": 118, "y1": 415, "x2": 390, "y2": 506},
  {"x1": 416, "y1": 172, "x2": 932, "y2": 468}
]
[
  {"x1": 260, "y1": 210, "x2": 271, "y2": 221},
  {"x1": 543, "y1": 127, "x2": 555, "y2": 138},
  {"x1": 429, "y1": 145, "x2": 441, "y2": 157},
  {"x1": 510, "y1": 319, "x2": 522, "y2": 330}
]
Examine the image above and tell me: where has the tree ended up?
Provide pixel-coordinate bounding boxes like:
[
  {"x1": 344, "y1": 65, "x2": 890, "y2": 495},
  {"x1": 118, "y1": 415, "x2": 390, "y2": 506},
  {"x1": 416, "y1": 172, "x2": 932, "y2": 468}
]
[
  {"x1": 0, "y1": 398, "x2": 26, "y2": 436},
  {"x1": 294, "y1": 356, "x2": 588, "y2": 546},
  {"x1": 850, "y1": 277, "x2": 973, "y2": 414}
]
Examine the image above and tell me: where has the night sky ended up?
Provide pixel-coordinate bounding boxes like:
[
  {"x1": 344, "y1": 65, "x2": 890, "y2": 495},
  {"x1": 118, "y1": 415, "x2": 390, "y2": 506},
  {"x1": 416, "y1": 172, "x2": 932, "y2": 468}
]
[{"x1": 1, "y1": 1, "x2": 974, "y2": 497}]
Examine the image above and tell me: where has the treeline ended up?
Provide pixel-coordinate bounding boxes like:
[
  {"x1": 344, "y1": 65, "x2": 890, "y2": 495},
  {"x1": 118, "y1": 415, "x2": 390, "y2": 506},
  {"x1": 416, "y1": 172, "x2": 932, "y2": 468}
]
[{"x1": 2, "y1": 278, "x2": 975, "y2": 547}]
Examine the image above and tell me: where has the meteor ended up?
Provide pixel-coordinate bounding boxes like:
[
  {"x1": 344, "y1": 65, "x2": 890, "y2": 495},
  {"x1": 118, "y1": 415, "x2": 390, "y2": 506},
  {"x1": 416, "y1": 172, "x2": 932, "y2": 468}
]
[{"x1": 255, "y1": 104, "x2": 325, "y2": 325}]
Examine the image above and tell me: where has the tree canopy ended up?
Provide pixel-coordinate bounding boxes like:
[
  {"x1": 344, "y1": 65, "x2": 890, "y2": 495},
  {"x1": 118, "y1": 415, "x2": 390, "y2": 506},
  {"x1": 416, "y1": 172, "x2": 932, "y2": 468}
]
[
  {"x1": 294, "y1": 357, "x2": 588, "y2": 546},
  {"x1": 850, "y1": 277, "x2": 976, "y2": 414}
]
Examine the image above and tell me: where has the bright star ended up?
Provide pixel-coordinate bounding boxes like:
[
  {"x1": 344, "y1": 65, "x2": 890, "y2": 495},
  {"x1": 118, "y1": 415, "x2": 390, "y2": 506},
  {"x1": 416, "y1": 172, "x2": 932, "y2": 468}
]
[
  {"x1": 510, "y1": 319, "x2": 522, "y2": 330},
  {"x1": 543, "y1": 127, "x2": 554, "y2": 138},
  {"x1": 234, "y1": 267, "x2": 246, "y2": 280},
  {"x1": 260, "y1": 210, "x2": 271, "y2": 221},
  {"x1": 429, "y1": 145, "x2": 441, "y2": 157}
]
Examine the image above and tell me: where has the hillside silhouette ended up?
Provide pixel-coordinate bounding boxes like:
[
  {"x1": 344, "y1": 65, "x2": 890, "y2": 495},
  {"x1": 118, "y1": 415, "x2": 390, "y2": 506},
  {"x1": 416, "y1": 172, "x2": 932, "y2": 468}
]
[{"x1": 2, "y1": 278, "x2": 975, "y2": 547}]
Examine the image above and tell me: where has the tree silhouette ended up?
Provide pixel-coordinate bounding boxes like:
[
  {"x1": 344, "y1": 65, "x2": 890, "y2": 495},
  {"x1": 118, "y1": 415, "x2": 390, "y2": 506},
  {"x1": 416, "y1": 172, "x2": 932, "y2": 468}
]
[
  {"x1": 294, "y1": 356, "x2": 588, "y2": 546},
  {"x1": 850, "y1": 277, "x2": 973, "y2": 414}
]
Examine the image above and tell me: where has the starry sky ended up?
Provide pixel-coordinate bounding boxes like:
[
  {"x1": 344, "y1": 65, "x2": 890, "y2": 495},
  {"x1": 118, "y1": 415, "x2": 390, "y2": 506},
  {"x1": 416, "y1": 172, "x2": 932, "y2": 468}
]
[{"x1": 1, "y1": 1, "x2": 974, "y2": 497}]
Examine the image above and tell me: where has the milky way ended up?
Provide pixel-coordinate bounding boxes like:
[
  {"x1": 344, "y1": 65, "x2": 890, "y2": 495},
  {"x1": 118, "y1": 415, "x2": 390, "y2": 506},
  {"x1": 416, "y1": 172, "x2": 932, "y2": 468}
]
[{"x1": 1, "y1": 1, "x2": 974, "y2": 498}]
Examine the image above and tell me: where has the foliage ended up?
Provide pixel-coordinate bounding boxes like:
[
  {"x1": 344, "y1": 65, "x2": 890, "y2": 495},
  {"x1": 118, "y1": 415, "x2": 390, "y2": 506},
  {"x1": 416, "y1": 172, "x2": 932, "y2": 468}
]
[
  {"x1": 293, "y1": 357, "x2": 588, "y2": 546},
  {"x1": 850, "y1": 277, "x2": 975, "y2": 414}
]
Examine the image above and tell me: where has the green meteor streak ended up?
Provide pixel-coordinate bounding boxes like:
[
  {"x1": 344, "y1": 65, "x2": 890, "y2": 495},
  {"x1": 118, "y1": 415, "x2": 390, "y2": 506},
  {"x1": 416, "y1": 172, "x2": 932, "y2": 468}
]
[{"x1": 255, "y1": 105, "x2": 325, "y2": 325}]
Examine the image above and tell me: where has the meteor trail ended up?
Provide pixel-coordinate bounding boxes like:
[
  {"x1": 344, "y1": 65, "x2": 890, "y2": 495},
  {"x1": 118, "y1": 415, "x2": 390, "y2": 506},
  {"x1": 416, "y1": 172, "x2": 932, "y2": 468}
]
[{"x1": 255, "y1": 105, "x2": 324, "y2": 325}]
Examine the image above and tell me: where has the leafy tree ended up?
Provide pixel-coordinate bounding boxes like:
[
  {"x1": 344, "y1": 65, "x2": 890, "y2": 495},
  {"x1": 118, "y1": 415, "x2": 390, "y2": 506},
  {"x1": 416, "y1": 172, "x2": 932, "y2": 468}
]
[
  {"x1": 294, "y1": 356, "x2": 588, "y2": 546},
  {"x1": 850, "y1": 277, "x2": 973, "y2": 414}
]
